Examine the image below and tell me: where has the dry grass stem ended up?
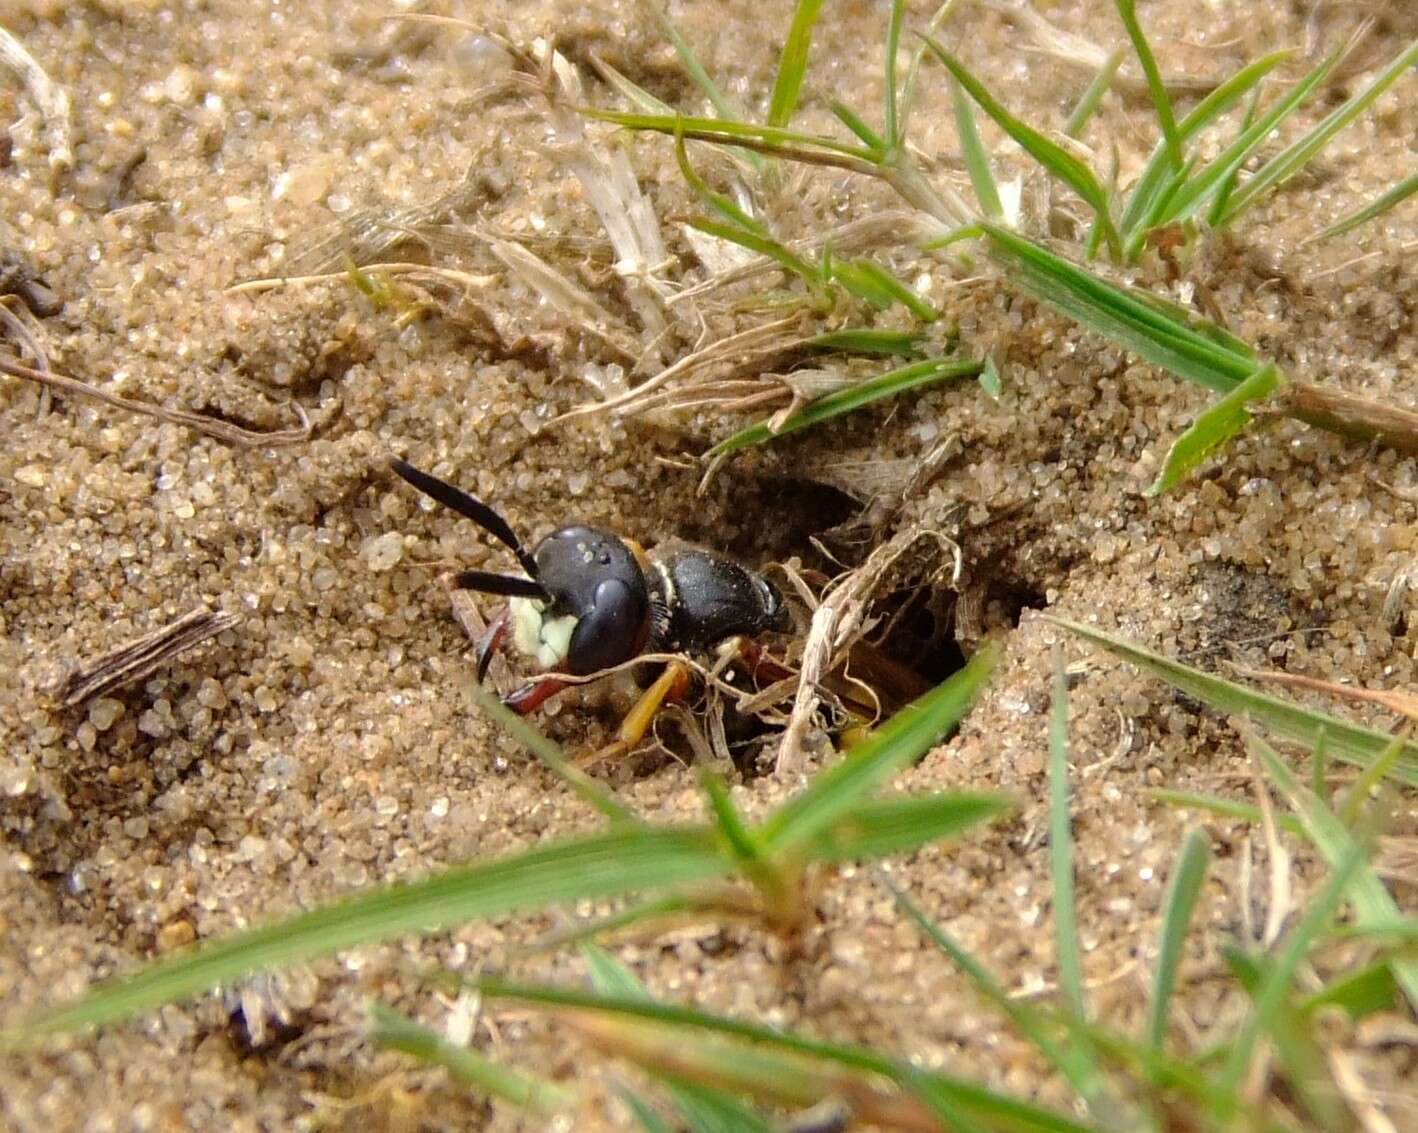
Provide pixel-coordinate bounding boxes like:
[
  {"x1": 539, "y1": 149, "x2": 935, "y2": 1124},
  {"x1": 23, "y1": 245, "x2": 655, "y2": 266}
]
[
  {"x1": 281, "y1": 172, "x2": 493, "y2": 275},
  {"x1": 777, "y1": 526, "x2": 946, "y2": 776},
  {"x1": 0, "y1": 24, "x2": 72, "y2": 172},
  {"x1": 984, "y1": 0, "x2": 1219, "y2": 98},
  {"x1": 554, "y1": 312, "x2": 807, "y2": 421},
  {"x1": 671, "y1": 212, "x2": 942, "y2": 305},
  {"x1": 228, "y1": 263, "x2": 497, "y2": 297},
  {"x1": 1232, "y1": 665, "x2": 1418, "y2": 722},
  {"x1": 488, "y1": 239, "x2": 641, "y2": 362},
  {"x1": 567, "y1": 1014, "x2": 944, "y2": 1133},
  {"x1": 58, "y1": 605, "x2": 241, "y2": 707},
  {"x1": 1282, "y1": 382, "x2": 1418, "y2": 455},
  {"x1": 0, "y1": 356, "x2": 317, "y2": 448}
]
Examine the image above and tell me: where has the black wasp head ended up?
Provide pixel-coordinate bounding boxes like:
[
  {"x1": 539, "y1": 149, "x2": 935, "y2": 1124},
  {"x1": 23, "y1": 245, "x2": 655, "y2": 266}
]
[{"x1": 390, "y1": 459, "x2": 653, "y2": 675}]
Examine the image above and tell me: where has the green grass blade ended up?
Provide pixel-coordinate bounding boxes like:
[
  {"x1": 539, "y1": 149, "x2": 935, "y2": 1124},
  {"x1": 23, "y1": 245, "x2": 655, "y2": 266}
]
[
  {"x1": 1048, "y1": 649, "x2": 1086, "y2": 1023},
  {"x1": 587, "y1": 110, "x2": 880, "y2": 164},
  {"x1": 1147, "y1": 361, "x2": 1284, "y2": 495},
  {"x1": 583, "y1": 948, "x2": 777, "y2": 1133},
  {"x1": 833, "y1": 256, "x2": 939, "y2": 320},
  {"x1": 904, "y1": 1068, "x2": 995, "y2": 1133},
  {"x1": 1153, "y1": 46, "x2": 1341, "y2": 229},
  {"x1": 925, "y1": 39, "x2": 1120, "y2": 256},
  {"x1": 644, "y1": 5, "x2": 764, "y2": 173},
  {"x1": 686, "y1": 217, "x2": 829, "y2": 301},
  {"x1": 897, "y1": 0, "x2": 967, "y2": 140},
  {"x1": 979, "y1": 352, "x2": 1002, "y2": 398},
  {"x1": 805, "y1": 792, "x2": 1011, "y2": 863},
  {"x1": 583, "y1": 942, "x2": 650, "y2": 999},
  {"x1": 6, "y1": 826, "x2": 732, "y2": 1043},
  {"x1": 758, "y1": 646, "x2": 998, "y2": 856},
  {"x1": 1145, "y1": 829, "x2": 1211, "y2": 1051},
  {"x1": 1114, "y1": 280, "x2": 1257, "y2": 358},
  {"x1": 1050, "y1": 616, "x2": 1418, "y2": 785},
  {"x1": 1114, "y1": 0, "x2": 1180, "y2": 170},
  {"x1": 1302, "y1": 959, "x2": 1400, "y2": 1020},
  {"x1": 1245, "y1": 728, "x2": 1418, "y2": 1013},
  {"x1": 465, "y1": 682, "x2": 635, "y2": 825},
  {"x1": 705, "y1": 356, "x2": 982, "y2": 457},
  {"x1": 532, "y1": 894, "x2": 700, "y2": 951},
  {"x1": 888, "y1": 879, "x2": 1110, "y2": 1109},
  {"x1": 952, "y1": 81, "x2": 1002, "y2": 218},
  {"x1": 1175, "y1": 49, "x2": 1294, "y2": 137},
  {"x1": 884, "y1": 0, "x2": 904, "y2": 147},
  {"x1": 1148, "y1": 789, "x2": 1305, "y2": 838},
  {"x1": 1217, "y1": 39, "x2": 1418, "y2": 226},
  {"x1": 477, "y1": 978, "x2": 1100, "y2": 1133},
  {"x1": 618, "y1": 1083, "x2": 677, "y2": 1133},
  {"x1": 674, "y1": 130, "x2": 768, "y2": 236},
  {"x1": 767, "y1": 0, "x2": 825, "y2": 129},
  {"x1": 879, "y1": 0, "x2": 901, "y2": 148},
  {"x1": 700, "y1": 771, "x2": 765, "y2": 869},
  {"x1": 980, "y1": 223, "x2": 1254, "y2": 393},
  {"x1": 809, "y1": 327, "x2": 925, "y2": 356},
  {"x1": 1206, "y1": 86, "x2": 1260, "y2": 227},
  {"x1": 1064, "y1": 47, "x2": 1123, "y2": 139},
  {"x1": 699, "y1": 770, "x2": 791, "y2": 908},
  {"x1": 669, "y1": 1083, "x2": 775, "y2": 1133},
  {"x1": 368, "y1": 1002, "x2": 574, "y2": 1113},
  {"x1": 1331, "y1": 918, "x2": 1418, "y2": 942},
  {"x1": 593, "y1": 56, "x2": 675, "y2": 115},
  {"x1": 1309, "y1": 170, "x2": 1418, "y2": 243},
  {"x1": 921, "y1": 221, "x2": 986, "y2": 250},
  {"x1": 830, "y1": 99, "x2": 885, "y2": 150},
  {"x1": 1338, "y1": 732, "x2": 1406, "y2": 828},
  {"x1": 826, "y1": 256, "x2": 898, "y2": 309},
  {"x1": 1213, "y1": 837, "x2": 1368, "y2": 1118},
  {"x1": 1312, "y1": 727, "x2": 1331, "y2": 804},
  {"x1": 1222, "y1": 949, "x2": 1350, "y2": 1131},
  {"x1": 1118, "y1": 48, "x2": 1291, "y2": 247},
  {"x1": 647, "y1": 4, "x2": 738, "y2": 123}
]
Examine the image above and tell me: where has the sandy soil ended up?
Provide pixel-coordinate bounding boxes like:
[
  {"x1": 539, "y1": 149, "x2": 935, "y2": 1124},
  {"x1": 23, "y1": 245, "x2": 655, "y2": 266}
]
[{"x1": 1, "y1": 1, "x2": 1415, "y2": 1130}]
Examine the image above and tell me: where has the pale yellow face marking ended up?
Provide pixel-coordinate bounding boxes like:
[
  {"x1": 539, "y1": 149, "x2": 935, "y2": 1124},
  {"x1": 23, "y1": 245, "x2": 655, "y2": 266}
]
[{"x1": 509, "y1": 595, "x2": 578, "y2": 668}]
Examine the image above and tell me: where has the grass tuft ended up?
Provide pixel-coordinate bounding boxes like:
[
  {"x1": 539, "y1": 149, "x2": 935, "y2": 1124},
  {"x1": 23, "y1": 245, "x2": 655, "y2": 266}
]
[
  {"x1": 369, "y1": 1002, "x2": 573, "y2": 1113},
  {"x1": 705, "y1": 356, "x2": 982, "y2": 457}
]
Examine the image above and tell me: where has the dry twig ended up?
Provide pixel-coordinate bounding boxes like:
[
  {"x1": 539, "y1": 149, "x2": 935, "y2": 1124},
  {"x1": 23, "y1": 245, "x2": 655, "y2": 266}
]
[
  {"x1": 0, "y1": 24, "x2": 72, "y2": 173},
  {"x1": 776, "y1": 526, "x2": 950, "y2": 776},
  {"x1": 59, "y1": 605, "x2": 241, "y2": 706},
  {"x1": 0, "y1": 355, "x2": 317, "y2": 448}
]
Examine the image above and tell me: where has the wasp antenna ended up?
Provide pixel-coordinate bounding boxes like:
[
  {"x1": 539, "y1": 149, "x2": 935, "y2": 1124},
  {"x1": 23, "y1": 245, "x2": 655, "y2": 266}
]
[
  {"x1": 390, "y1": 458, "x2": 540, "y2": 577},
  {"x1": 449, "y1": 570, "x2": 547, "y2": 599}
]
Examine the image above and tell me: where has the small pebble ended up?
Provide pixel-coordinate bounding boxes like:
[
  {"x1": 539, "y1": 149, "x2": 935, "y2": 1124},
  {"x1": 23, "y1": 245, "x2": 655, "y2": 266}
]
[{"x1": 157, "y1": 920, "x2": 196, "y2": 952}]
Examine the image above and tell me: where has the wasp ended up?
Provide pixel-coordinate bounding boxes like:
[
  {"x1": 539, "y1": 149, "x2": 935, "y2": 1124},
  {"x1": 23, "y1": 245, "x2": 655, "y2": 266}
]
[{"x1": 391, "y1": 458, "x2": 790, "y2": 758}]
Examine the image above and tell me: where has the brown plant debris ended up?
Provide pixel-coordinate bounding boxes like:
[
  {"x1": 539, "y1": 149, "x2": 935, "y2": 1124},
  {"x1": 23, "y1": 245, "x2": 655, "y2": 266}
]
[
  {"x1": 0, "y1": 249, "x2": 63, "y2": 317},
  {"x1": 0, "y1": 355, "x2": 318, "y2": 448},
  {"x1": 0, "y1": 23, "x2": 72, "y2": 173},
  {"x1": 58, "y1": 605, "x2": 242, "y2": 707},
  {"x1": 1232, "y1": 665, "x2": 1418, "y2": 723}
]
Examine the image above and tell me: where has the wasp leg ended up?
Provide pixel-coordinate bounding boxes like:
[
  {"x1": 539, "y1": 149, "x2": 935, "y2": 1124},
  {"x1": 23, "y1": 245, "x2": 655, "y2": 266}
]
[
  {"x1": 578, "y1": 660, "x2": 691, "y2": 767},
  {"x1": 505, "y1": 676, "x2": 572, "y2": 716},
  {"x1": 473, "y1": 606, "x2": 510, "y2": 682},
  {"x1": 732, "y1": 636, "x2": 795, "y2": 685}
]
